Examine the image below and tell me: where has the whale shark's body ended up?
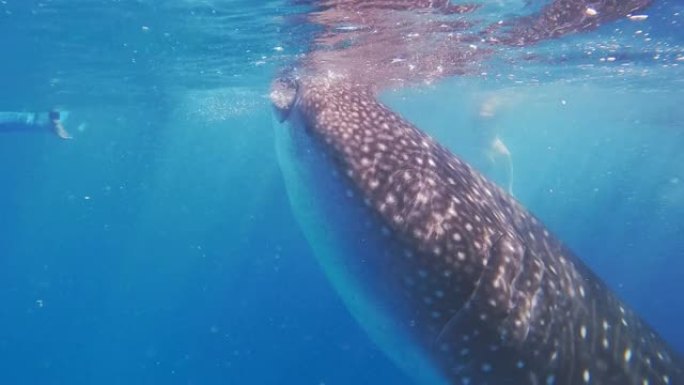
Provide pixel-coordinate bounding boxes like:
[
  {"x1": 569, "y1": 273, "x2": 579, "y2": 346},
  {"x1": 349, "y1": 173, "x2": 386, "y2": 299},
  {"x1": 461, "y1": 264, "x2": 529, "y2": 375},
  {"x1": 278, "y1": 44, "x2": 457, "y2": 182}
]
[{"x1": 271, "y1": 0, "x2": 683, "y2": 384}]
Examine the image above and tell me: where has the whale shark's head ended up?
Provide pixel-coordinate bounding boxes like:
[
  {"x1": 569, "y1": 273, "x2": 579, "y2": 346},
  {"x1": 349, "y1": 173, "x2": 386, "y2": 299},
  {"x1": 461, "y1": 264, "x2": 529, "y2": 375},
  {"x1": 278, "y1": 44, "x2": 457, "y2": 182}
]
[{"x1": 269, "y1": 73, "x2": 386, "y2": 170}]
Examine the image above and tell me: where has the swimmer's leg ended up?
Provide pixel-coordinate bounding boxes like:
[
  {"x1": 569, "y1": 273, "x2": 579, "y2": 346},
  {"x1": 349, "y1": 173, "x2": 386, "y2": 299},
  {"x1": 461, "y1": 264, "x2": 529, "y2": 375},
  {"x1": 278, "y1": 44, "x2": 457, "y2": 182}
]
[
  {"x1": 49, "y1": 110, "x2": 72, "y2": 139},
  {"x1": 52, "y1": 120, "x2": 72, "y2": 139}
]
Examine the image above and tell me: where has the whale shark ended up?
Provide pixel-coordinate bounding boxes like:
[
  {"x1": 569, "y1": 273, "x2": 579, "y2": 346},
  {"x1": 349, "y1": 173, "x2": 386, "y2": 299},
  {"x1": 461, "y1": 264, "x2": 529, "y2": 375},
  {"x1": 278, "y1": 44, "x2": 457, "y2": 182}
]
[{"x1": 271, "y1": 0, "x2": 682, "y2": 384}]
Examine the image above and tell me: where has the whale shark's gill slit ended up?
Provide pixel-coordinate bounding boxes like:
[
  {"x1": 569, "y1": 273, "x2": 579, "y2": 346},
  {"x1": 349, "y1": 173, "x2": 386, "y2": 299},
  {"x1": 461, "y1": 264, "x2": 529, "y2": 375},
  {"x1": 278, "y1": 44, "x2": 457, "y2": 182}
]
[
  {"x1": 566, "y1": 317, "x2": 578, "y2": 383},
  {"x1": 379, "y1": 164, "x2": 439, "y2": 236},
  {"x1": 434, "y1": 231, "x2": 508, "y2": 345},
  {"x1": 501, "y1": 247, "x2": 544, "y2": 347},
  {"x1": 433, "y1": 267, "x2": 487, "y2": 348}
]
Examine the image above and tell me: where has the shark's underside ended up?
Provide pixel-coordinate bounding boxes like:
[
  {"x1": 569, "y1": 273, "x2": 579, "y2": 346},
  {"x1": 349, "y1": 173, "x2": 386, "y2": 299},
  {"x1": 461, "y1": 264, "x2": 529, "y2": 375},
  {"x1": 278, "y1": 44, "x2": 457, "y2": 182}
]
[{"x1": 271, "y1": 0, "x2": 682, "y2": 384}]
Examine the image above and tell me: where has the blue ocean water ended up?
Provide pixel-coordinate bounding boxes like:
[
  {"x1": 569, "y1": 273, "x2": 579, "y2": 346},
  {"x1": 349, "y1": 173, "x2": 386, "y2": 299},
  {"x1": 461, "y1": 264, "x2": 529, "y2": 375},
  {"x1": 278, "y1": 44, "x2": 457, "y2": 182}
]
[{"x1": 0, "y1": 1, "x2": 683, "y2": 384}]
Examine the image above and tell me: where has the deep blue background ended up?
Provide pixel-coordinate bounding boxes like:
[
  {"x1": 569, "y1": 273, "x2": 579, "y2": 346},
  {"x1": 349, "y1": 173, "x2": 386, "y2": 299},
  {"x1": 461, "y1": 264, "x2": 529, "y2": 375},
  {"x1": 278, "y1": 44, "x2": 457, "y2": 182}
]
[{"x1": 0, "y1": 1, "x2": 682, "y2": 384}]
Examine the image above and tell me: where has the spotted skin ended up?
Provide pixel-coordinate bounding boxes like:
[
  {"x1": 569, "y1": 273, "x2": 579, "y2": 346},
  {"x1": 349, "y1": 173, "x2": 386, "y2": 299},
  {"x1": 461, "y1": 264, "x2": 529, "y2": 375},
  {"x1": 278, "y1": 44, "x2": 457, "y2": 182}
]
[{"x1": 272, "y1": 76, "x2": 683, "y2": 385}]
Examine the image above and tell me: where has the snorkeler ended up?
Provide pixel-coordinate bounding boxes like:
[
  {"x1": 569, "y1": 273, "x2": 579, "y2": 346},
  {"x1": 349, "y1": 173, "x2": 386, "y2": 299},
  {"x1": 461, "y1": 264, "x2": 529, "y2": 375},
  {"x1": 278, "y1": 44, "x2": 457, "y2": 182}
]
[{"x1": 0, "y1": 109, "x2": 72, "y2": 139}]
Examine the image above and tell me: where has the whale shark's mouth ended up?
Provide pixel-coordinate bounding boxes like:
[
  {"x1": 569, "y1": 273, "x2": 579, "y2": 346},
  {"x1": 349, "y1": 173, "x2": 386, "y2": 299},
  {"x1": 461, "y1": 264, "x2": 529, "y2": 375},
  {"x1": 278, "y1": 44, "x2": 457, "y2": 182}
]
[{"x1": 269, "y1": 76, "x2": 299, "y2": 123}]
